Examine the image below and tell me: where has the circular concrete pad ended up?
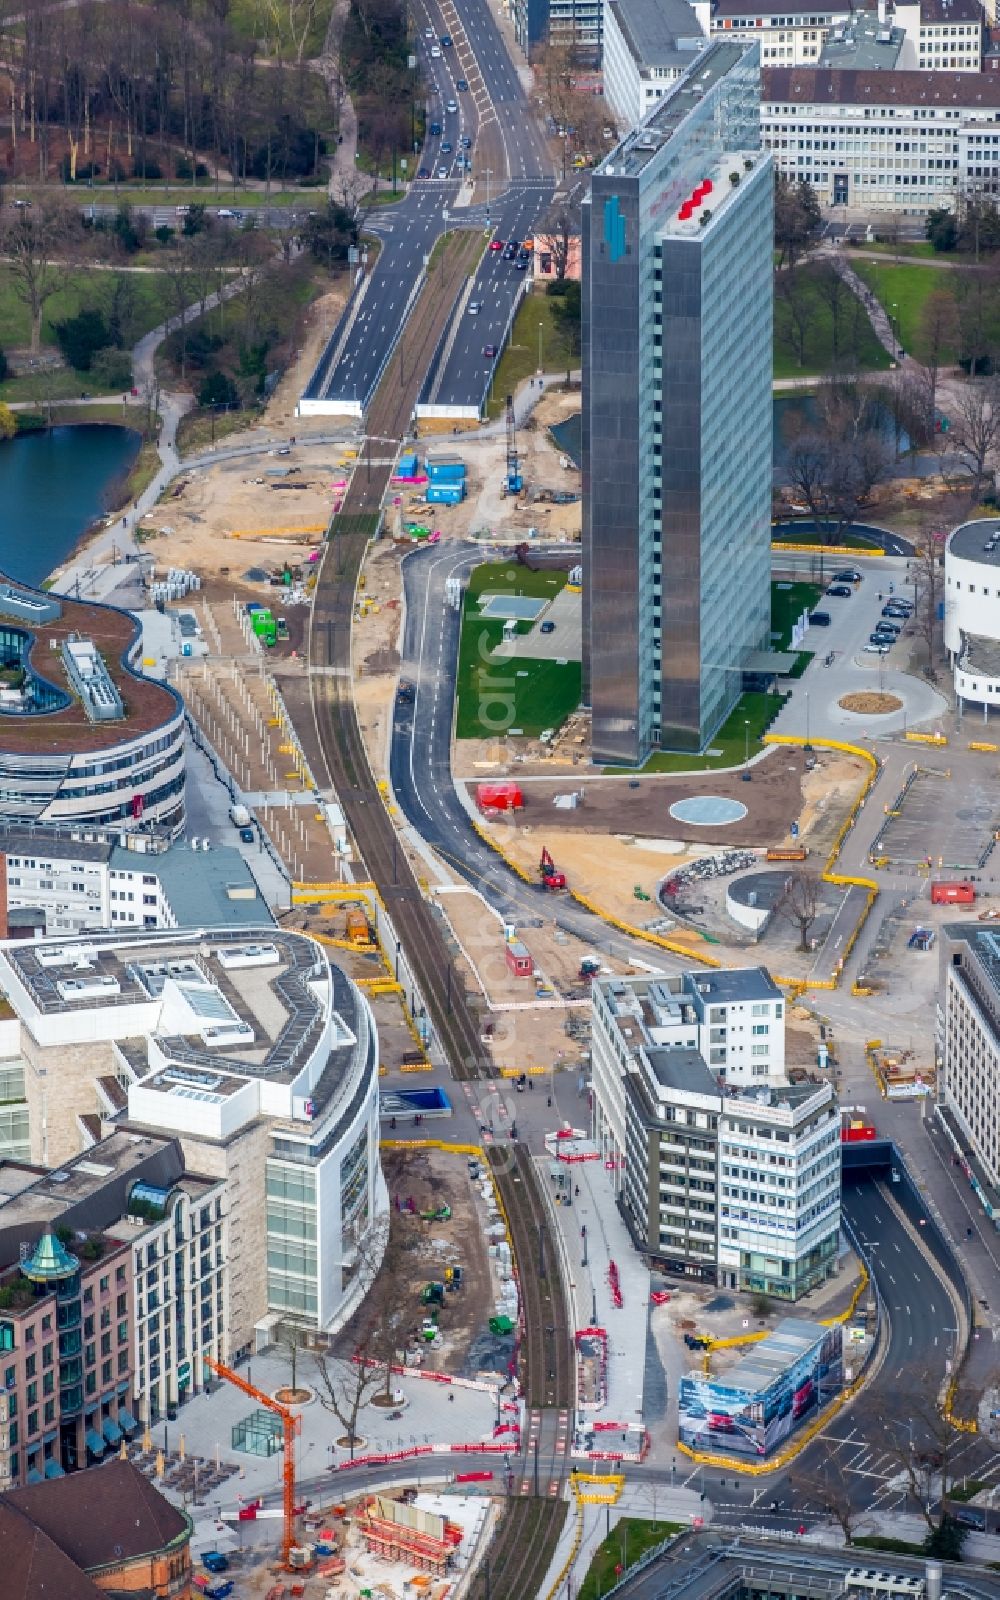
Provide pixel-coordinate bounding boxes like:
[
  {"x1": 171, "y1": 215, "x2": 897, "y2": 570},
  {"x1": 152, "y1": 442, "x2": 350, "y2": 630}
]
[{"x1": 669, "y1": 795, "x2": 748, "y2": 826}]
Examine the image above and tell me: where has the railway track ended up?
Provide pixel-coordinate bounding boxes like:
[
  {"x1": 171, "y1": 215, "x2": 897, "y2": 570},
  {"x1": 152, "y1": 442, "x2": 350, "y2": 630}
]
[
  {"x1": 301, "y1": 229, "x2": 576, "y2": 1600},
  {"x1": 465, "y1": 1498, "x2": 569, "y2": 1600}
]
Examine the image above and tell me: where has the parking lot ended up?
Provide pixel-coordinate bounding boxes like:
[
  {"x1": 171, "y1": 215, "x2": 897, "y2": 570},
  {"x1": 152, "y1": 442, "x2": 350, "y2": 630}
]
[
  {"x1": 771, "y1": 564, "x2": 949, "y2": 743},
  {"x1": 876, "y1": 767, "x2": 1000, "y2": 870}
]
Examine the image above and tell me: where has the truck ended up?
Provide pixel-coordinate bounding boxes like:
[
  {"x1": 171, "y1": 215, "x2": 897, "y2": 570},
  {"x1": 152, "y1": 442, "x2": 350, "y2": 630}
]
[
  {"x1": 345, "y1": 908, "x2": 372, "y2": 945},
  {"x1": 229, "y1": 803, "x2": 251, "y2": 828}
]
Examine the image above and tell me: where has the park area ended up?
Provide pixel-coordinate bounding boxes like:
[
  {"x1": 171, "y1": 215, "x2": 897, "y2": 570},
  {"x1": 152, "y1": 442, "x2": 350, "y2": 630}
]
[
  {"x1": 774, "y1": 259, "x2": 891, "y2": 379},
  {"x1": 455, "y1": 561, "x2": 582, "y2": 740}
]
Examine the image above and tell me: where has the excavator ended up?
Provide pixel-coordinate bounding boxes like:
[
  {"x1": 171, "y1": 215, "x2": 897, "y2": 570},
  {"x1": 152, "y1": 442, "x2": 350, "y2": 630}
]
[{"x1": 539, "y1": 846, "x2": 567, "y2": 891}]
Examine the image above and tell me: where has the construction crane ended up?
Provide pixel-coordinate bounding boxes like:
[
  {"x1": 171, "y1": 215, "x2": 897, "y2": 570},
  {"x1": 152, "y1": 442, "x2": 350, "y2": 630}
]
[
  {"x1": 505, "y1": 393, "x2": 522, "y2": 495},
  {"x1": 204, "y1": 1356, "x2": 301, "y2": 1569}
]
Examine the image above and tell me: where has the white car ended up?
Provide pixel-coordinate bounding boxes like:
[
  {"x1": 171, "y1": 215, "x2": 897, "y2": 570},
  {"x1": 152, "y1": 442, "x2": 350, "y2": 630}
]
[
  {"x1": 468, "y1": 302, "x2": 482, "y2": 315},
  {"x1": 217, "y1": 207, "x2": 235, "y2": 218},
  {"x1": 446, "y1": 99, "x2": 458, "y2": 113},
  {"x1": 431, "y1": 44, "x2": 441, "y2": 56},
  {"x1": 425, "y1": 26, "x2": 434, "y2": 35},
  {"x1": 863, "y1": 642, "x2": 891, "y2": 655}
]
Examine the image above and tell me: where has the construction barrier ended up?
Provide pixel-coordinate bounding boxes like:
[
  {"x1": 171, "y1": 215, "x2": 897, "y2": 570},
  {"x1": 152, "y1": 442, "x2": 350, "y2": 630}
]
[
  {"x1": 676, "y1": 1369, "x2": 866, "y2": 1476},
  {"x1": 969, "y1": 742, "x2": 998, "y2": 753},
  {"x1": 571, "y1": 1470, "x2": 626, "y2": 1505},
  {"x1": 905, "y1": 730, "x2": 948, "y2": 746},
  {"x1": 770, "y1": 541, "x2": 881, "y2": 556},
  {"x1": 569, "y1": 890, "x2": 723, "y2": 968},
  {"x1": 543, "y1": 1502, "x2": 584, "y2": 1600}
]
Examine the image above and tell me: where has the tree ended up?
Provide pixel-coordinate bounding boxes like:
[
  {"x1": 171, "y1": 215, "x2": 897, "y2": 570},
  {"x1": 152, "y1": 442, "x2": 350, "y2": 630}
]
[
  {"x1": 944, "y1": 375, "x2": 1000, "y2": 500},
  {"x1": 775, "y1": 871, "x2": 822, "y2": 952},
  {"x1": 774, "y1": 175, "x2": 822, "y2": 268},
  {"x1": 776, "y1": 267, "x2": 814, "y2": 370},
  {"x1": 915, "y1": 287, "x2": 959, "y2": 433},
  {"x1": 871, "y1": 1392, "x2": 970, "y2": 1533},
  {"x1": 789, "y1": 1436, "x2": 859, "y2": 1542},
  {"x1": 199, "y1": 370, "x2": 239, "y2": 408},
  {"x1": 536, "y1": 196, "x2": 580, "y2": 283},
  {"x1": 277, "y1": 1321, "x2": 311, "y2": 1396},
  {"x1": 925, "y1": 1515, "x2": 968, "y2": 1561},
  {"x1": 1, "y1": 200, "x2": 71, "y2": 355},
  {"x1": 91, "y1": 347, "x2": 133, "y2": 389},
  {"x1": 549, "y1": 278, "x2": 581, "y2": 381},
  {"x1": 304, "y1": 202, "x2": 358, "y2": 270},
  {"x1": 926, "y1": 207, "x2": 959, "y2": 254},
  {"x1": 0, "y1": 404, "x2": 16, "y2": 442},
  {"x1": 313, "y1": 1345, "x2": 386, "y2": 1457},
  {"x1": 910, "y1": 521, "x2": 948, "y2": 677},
  {"x1": 54, "y1": 307, "x2": 112, "y2": 371}
]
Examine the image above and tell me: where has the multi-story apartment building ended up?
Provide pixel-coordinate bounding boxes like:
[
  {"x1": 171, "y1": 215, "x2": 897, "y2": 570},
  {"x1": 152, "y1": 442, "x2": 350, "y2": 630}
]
[
  {"x1": 0, "y1": 821, "x2": 270, "y2": 941},
  {"x1": 0, "y1": 1133, "x2": 226, "y2": 1465},
  {"x1": 511, "y1": 0, "x2": 603, "y2": 53},
  {"x1": 603, "y1": 0, "x2": 708, "y2": 130},
  {"x1": 938, "y1": 925, "x2": 1000, "y2": 1204},
  {"x1": 761, "y1": 67, "x2": 1000, "y2": 213},
  {"x1": 699, "y1": 0, "x2": 984, "y2": 71},
  {"x1": 0, "y1": 1226, "x2": 134, "y2": 1490},
  {"x1": 0, "y1": 929, "x2": 386, "y2": 1351},
  {"x1": 582, "y1": 42, "x2": 773, "y2": 763},
  {"x1": 591, "y1": 971, "x2": 840, "y2": 1297}
]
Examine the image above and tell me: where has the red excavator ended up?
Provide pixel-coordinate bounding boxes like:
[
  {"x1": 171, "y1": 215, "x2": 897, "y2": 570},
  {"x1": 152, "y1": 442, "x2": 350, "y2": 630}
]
[{"x1": 540, "y1": 847, "x2": 567, "y2": 891}]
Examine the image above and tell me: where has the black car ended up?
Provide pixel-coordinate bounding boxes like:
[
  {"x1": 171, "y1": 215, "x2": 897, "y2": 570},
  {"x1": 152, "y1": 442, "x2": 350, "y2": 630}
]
[
  {"x1": 870, "y1": 630, "x2": 895, "y2": 645},
  {"x1": 875, "y1": 622, "x2": 900, "y2": 636},
  {"x1": 441, "y1": 33, "x2": 453, "y2": 44},
  {"x1": 826, "y1": 584, "x2": 853, "y2": 598},
  {"x1": 832, "y1": 568, "x2": 862, "y2": 583},
  {"x1": 441, "y1": 141, "x2": 453, "y2": 153},
  {"x1": 515, "y1": 255, "x2": 529, "y2": 269},
  {"x1": 502, "y1": 244, "x2": 516, "y2": 259},
  {"x1": 883, "y1": 603, "x2": 912, "y2": 618},
  {"x1": 809, "y1": 610, "x2": 832, "y2": 626},
  {"x1": 456, "y1": 78, "x2": 469, "y2": 91},
  {"x1": 429, "y1": 122, "x2": 442, "y2": 136}
]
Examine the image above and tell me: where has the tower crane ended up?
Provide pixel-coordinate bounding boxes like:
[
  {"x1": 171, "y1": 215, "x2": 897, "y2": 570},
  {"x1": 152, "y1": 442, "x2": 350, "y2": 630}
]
[
  {"x1": 505, "y1": 393, "x2": 522, "y2": 495},
  {"x1": 204, "y1": 1356, "x2": 302, "y2": 1569}
]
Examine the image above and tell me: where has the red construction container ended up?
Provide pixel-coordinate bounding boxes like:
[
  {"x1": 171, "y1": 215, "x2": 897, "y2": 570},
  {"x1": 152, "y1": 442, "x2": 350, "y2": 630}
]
[
  {"x1": 841, "y1": 1122, "x2": 877, "y2": 1142},
  {"x1": 477, "y1": 781, "x2": 524, "y2": 812},
  {"x1": 930, "y1": 881, "x2": 976, "y2": 905},
  {"x1": 505, "y1": 940, "x2": 534, "y2": 978}
]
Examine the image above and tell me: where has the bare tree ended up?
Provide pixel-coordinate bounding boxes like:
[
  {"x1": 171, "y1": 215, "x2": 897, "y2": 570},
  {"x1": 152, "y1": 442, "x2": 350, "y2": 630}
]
[
  {"x1": 776, "y1": 871, "x2": 823, "y2": 951},
  {"x1": 313, "y1": 1343, "x2": 386, "y2": 1455},
  {"x1": 910, "y1": 521, "x2": 948, "y2": 678},
  {"x1": 536, "y1": 196, "x2": 581, "y2": 283},
  {"x1": 276, "y1": 1321, "x2": 311, "y2": 1395},
  {"x1": 789, "y1": 1437, "x2": 859, "y2": 1542},
  {"x1": 776, "y1": 267, "x2": 813, "y2": 370},
  {"x1": 1, "y1": 198, "x2": 72, "y2": 354},
  {"x1": 943, "y1": 376, "x2": 1000, "y2": 501},
  {"x1": 871, "y1": 1393, "x2": 968, "y2": 1532},
  {"x1": 915, "y1": 286, "x2": 960, "y2": 434}
]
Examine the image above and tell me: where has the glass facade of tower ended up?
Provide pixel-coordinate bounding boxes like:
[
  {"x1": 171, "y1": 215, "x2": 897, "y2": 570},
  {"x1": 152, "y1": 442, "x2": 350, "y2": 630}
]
[{"x1": 582, "y1": 41, "x2": 774, "y2": 764}]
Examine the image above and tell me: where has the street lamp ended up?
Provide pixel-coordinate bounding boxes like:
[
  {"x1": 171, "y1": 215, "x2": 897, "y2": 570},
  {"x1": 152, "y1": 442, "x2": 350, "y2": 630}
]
[
  {"x1": 537, "y1": 320, "x2": 544, "y2": 375},
  {"x1": 744, "y1": 719, "x2": 750, "y2": 765}
]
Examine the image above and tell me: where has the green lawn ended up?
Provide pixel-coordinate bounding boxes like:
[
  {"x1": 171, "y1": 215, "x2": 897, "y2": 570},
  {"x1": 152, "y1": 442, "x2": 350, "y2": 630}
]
[
  {"x1": 849, "y1": 241, "x2": 938, "y2": 260},
  {"x1": 773, "y1": 525, "x2": 882, "y2": 551},
  {"x1": 30, "y1": 185, "x2": 306, "y2": 209},
  {"x1": 456, "y1": 562, "x2": 580, "y2": 739},
  {"x1": 578, "y1": 1520, "x2": 684, "y2": 1600},
  {"x1": 771, "y1": 580, "x2": 823, "y2": 649},
  {"x1": 851, "y1": 259, "x2": 958, "y2": 363},
  {"x1": 486, "y1": 288, "x2": 576, "y2": 418},
  {"x1": 774, "y1": 260, "x2": 891, "y2": 379},
  {"x1": 0, "y1": 267, "x2": 174, "y2": 355},
  {"x1": 606, "y1": 691, "x2": 789, "y2": 774}
]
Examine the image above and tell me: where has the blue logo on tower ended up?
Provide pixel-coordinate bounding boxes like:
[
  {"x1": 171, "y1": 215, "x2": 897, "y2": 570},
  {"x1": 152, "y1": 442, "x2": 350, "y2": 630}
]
[{"x1": 603, "y1": 196, "x2": 626, "y2": 263}]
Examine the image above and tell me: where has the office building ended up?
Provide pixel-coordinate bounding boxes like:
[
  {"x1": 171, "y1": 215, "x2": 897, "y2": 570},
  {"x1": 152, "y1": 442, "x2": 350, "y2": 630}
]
[
  {"x1": 511, "y1": 0, "x2": 603, "y2": 53},
  {"x1": 0, "y1": 1131, "x2": 226, "y2": 1438},
  {"x1": 761, "y1": 68, "x2": 1000, "y2": 213},
  {"x1": 944, "y1": 518, "x2": 1000, "y2": 716},
  {"x1": 700, "y1": 0, "x2": 984, "y2": 71},
  {"x1": 938, "y1": 925, "x2": 1000, "y2": 1203},
  {"x1": 3, "y1": 1458, "x2": 192, "y2": 1599},
  {"x1": 0, "y1": 1227, "x2": 134, "y2": 1489},
  {"x1": 0, "y1": 821, "x2": 270, "y2": 940},
  {"x1": 590, "y1": 970, "x2": 841, "y2": 1297},
  {"x1": 0, "y1": 929, "x2": 386, "y2": 1349},
  {"x1": 602, "y1": 0, "x2": 708, "y2": 130},
  {"x1": 582, "y1": 42, "x2": 773, "y2": 763},
  {"x1": 0, "y1": 580, "x2": 184, "y2": 836}
]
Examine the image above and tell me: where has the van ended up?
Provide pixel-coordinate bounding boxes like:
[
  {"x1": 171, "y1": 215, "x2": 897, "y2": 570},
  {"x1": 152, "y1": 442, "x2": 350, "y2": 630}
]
[{"x1": 809, "y1": 610, "x2": 832, "y2": 627}]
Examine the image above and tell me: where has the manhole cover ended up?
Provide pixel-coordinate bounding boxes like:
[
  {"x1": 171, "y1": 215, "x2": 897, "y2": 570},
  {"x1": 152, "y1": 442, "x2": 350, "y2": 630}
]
[{"x1": 669, "y1": 796, "x2": 748, "y2": 826}]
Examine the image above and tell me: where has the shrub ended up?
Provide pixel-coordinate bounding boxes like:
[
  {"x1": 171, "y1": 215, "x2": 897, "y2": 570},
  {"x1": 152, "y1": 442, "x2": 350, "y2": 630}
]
[
  {"x1": 54, "y1": 308, "x2": 112, "y2": 371},
  {"x1": 92, "y1": 347, "x2": 134, "y2": 389},
  {"x1": 199, "y1": 371, "x2": 239, "y2": 409}
]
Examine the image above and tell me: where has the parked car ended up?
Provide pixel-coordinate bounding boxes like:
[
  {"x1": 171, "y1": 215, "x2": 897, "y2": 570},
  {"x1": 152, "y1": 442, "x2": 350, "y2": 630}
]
[
  {"x1": 870, "y1": 631, "x2": 895, "y2": 646},
  {"x1": 864, "y1": 641, "x2": 891, "y2": 655},
  {"x1": 875, "y1": 621, "x2": 901, "y2": 636},
  {"x1": 826, "y1": 584, "x2": 853, "y2": 598},
  {"x1": 809, "y1": 610, "x2": 832, "y2": 626},
  {"x1": 540, "y1": 620, "x2": 556, "y2": 634},
  {"x1": 883, "y1": 602, "x2": 912, "y2": 617},
  {"x1": 201, "y1": 1554, "x2": 230, "y2": 1575}
]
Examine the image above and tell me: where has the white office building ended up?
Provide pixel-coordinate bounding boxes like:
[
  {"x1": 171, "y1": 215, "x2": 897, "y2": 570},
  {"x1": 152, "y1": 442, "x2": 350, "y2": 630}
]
[
  {"x1": 762, "y1": 67, "x2": 1000, "y2": 213},
  {"x1": 939, "y1": 925, "x2": 1000, "y2": 1201},
  {"x1": 944, "y1": 518, "x2": 1000, "y2": 715},
  {"x1": 590, "y1": 970, "x2": 840, "y2": 1298},
  {"x1": 701, "y1": 0, "x2": 984, "y2": 70},
  {"x1": 0, "y1": 928, "x2": 387, "y2": 1354},
  {"x1": 602, "y1": 0, "x2": 708, "y2": 130}
]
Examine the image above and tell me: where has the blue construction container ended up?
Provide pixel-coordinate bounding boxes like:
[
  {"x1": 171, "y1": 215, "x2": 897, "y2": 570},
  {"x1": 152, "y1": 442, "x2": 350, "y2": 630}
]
[
  {"x1": 425, "y1": 459, "x2": 467, "y2": 484},
  {"x1": 426, "y1": 483, "x2": 464, "y2": 505},
  {"x1": 396, "y1": 452, "x2": 418, "y2": 477}
]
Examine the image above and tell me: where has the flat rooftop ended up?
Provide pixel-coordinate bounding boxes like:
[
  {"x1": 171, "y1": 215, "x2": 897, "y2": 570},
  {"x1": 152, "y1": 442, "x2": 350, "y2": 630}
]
[
  {"x1": 599, "y1": 40, "x2": 750, "y2": 177},
  {"x1": 0, "y1": 577, "x2": 181, "y2": 755},
  {"x1": 646, "y1": 1044, "x2": 720, "y2": 1097},
  {"x1": 692, "y1": 967, "x2": 782, "y2": 1004},
  {"x1": 2, "y1": 927, "x2": 342, "y2": 1088},
  {"x1": 707, "y1": 1317, "x2": 833, "y2": 1394},
  {"x1": 819, "y1": 12, "x2": 904, "y2": 68},
  {"x1": 0, "y1": 1132, "x2": 178, "y2": 1229},
  {"x1": 609, "y1": 0, "x2": 706, "y2": 69},
  {"x1": 948, "y1": 518, "x2": 1000, "y2": 567},
  {"x1": 959, "y1": 634, "x2": 1000, "y2": 680}
]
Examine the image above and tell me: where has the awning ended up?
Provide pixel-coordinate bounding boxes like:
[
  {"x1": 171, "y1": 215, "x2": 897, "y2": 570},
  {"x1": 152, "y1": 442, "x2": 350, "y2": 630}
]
[
  {"x1": 102, "y1": 1418, "x2": 122, "y2": 1446},
  {"x1": 25, "y1": 1469, "x2": 43, "y2": 1484},
  {"x1": 43, "y1": 1459, "x2": 64, "y2": 1479},
  {"x1": 118, "y1": 1408, "x2": 137, "y2": 1433},
  {"x1": 85, "y1": 1429, "x2": 105, "y2": 1456}
]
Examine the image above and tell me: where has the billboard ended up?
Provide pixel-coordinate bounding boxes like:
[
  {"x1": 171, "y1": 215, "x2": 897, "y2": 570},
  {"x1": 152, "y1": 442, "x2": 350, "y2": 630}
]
[{"x1": 677, "y1": 1323, "x2": 843, "y2": 1459}]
